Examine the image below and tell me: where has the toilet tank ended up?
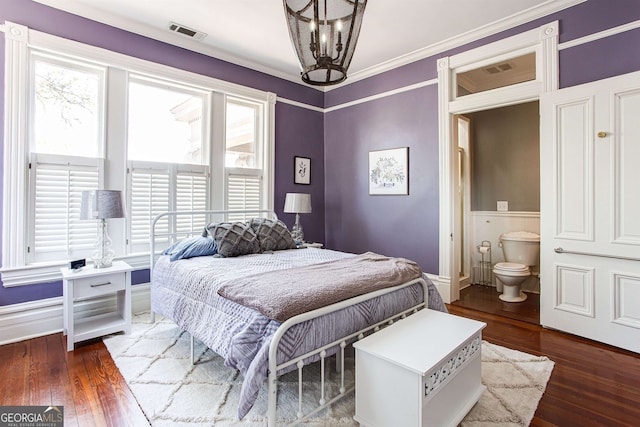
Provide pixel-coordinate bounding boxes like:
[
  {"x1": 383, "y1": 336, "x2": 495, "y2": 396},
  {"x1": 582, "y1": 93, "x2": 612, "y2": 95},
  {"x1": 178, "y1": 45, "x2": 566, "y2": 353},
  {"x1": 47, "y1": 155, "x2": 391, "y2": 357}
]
[{"x1": 500, "y1": 231, "x2": 540, "y2": 266}]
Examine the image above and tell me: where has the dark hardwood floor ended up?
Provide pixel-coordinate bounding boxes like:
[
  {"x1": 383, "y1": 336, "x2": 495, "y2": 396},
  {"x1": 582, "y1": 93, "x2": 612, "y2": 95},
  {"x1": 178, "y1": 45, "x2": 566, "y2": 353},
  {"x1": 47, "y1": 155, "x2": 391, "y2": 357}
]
[
  {"x1": 0, "y1": 333, "x2": 147, "y2": 427},
  {"x1": 1, "y1": 309, "x2": 639, "y2": 426},
  {"x1": 448, "y1": 305, "x2": 640, "y2": 427},
  {"x1": 452, "y1": 284, "x2": 540, "y2": 325}
]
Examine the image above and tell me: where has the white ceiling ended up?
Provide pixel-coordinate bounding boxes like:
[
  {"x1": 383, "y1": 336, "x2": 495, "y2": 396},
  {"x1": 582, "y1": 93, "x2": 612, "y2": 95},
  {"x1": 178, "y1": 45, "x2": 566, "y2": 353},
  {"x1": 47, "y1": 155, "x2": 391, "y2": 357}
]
[{"x1": 33, "y1": 0, "x2": 583, "y2": 88}]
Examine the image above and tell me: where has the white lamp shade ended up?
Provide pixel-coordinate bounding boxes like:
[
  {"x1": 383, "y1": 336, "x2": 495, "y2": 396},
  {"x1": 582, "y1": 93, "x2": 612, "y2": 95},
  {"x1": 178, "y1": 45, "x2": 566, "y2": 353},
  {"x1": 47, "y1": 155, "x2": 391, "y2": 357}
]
[
  {"x1": 283, "y1": 193, "x2": 312, "y2": 214},
  {"x1": 80, "y1": 190, "x2": 126, "y2": 220}
]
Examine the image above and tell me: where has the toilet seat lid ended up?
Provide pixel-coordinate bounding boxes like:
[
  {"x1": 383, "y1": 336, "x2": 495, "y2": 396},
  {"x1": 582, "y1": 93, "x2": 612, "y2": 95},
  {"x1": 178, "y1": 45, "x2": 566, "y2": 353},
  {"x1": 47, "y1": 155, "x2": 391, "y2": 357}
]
[
  {"x1": 501, "y1": 231, "x2": 540, "y2": 242},
  {"x1": 495, "y1": 262, "x2": 529, "y2": 272}
]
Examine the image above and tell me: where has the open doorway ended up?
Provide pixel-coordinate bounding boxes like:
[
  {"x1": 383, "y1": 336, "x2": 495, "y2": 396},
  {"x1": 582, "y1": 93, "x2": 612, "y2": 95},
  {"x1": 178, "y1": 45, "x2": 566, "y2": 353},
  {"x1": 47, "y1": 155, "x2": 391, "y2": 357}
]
[
  {"x1": 436, "y1": 21, "x2": 558, "y2": 326},
  {"x1": 451, "y1": 102, "x2": 540, "y2": 325}
]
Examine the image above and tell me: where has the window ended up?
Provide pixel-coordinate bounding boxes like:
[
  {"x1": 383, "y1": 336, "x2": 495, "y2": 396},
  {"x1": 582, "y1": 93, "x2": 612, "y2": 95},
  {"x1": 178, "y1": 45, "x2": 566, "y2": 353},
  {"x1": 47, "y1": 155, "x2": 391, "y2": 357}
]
[
  {"x1": 455, "y1": 52, "x2": 536, "y2": 98},
  {"x1": 1, "y1": 22, "x2": 274, "y2": 286},
  {"x1": 128, "y1": 77, "x2": 205, "y2": 164},
  {"x1": 225, "y1": 98, "x2": 264, "y2": 222},
  {"x1": 226, "y1": 98, "x2": 259, "y2": 168},
  {"x1": 31, "y1": 52, "x2": 104, "y2": 157},
  {"x1": 28, "y1": 53, "x2": 105, "y2": 263},
  {"x1": 127, "y1": 77, "x2": 209, "y2": 253}
]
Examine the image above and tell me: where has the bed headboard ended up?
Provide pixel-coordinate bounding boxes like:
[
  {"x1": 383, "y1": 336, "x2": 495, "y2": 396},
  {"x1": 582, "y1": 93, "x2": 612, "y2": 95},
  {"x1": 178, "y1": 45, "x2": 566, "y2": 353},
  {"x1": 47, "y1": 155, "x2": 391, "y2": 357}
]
[{"x1": 149, "y1": 209, "x2": 278, "y2": 275}]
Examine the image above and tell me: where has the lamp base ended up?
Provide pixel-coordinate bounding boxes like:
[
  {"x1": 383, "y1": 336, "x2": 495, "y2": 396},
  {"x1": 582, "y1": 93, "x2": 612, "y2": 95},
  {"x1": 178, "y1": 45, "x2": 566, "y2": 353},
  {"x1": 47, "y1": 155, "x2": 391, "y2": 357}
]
[
  {"x1": 92, "y1": 219, "x2": 115, "y2": 268},
  {"x1": 291, "y1": 213, "x2": 304, "y2": 245},
  {"x1": 92, "y1": 257, "x2": 114, "y2": 269},
  {"x1": 291, "y1": 224, "x2": 304, "y2": 245}
]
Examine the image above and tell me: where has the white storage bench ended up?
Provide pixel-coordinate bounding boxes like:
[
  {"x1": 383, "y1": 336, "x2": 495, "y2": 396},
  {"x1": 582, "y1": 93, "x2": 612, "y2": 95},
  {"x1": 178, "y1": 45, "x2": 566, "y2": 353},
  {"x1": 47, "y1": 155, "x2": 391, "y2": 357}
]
[{"x1": 353, "y1": 309, "x2": 486, "y2": 427}]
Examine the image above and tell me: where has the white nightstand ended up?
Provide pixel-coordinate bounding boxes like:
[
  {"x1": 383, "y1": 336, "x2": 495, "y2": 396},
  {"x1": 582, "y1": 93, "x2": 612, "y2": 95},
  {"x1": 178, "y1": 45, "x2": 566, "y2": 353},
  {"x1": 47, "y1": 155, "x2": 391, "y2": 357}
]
[{"x1": 61, "y1": 260, "x2": 133, "y2": 351}]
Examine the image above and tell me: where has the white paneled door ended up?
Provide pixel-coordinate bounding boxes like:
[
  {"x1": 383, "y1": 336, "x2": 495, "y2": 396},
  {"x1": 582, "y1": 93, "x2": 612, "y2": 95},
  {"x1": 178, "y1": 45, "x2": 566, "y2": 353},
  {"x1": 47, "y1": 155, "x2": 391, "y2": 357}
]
[{"x1": 540, "y1": 71, "x2": 640, "y2": 353}]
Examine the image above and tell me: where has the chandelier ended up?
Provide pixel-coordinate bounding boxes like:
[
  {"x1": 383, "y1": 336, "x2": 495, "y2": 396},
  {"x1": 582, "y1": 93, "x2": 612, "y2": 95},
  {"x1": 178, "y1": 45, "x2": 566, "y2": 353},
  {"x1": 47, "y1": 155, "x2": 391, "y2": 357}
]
[{"x1": 283, "y1": 0, "x2": 368, "y2": 86}]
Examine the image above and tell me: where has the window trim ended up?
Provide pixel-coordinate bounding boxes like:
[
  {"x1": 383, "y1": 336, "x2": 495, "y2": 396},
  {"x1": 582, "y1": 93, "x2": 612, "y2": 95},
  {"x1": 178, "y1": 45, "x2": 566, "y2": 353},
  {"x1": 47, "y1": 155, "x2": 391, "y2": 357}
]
[{"x1": 1, "y1": 22, "x2": 276, "y2": 287}]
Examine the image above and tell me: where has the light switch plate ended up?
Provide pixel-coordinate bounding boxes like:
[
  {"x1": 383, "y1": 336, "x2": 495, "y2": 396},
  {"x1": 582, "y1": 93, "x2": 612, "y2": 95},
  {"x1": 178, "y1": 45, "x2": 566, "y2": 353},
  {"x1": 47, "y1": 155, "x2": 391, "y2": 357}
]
[{"x1": 497, "y1": 201, "x2": 508, "y2": 212}]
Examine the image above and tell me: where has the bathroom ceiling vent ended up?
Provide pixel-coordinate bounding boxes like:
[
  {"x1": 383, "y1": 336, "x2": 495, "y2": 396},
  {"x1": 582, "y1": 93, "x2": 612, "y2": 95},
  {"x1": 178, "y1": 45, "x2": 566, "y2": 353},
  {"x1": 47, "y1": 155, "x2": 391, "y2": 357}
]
[
  {"x1": 485, "y1": 62, "x2": 513, "y2": 74},
  {"x1": 168, "y1": 22, "x2": 207, "y2": 41}
]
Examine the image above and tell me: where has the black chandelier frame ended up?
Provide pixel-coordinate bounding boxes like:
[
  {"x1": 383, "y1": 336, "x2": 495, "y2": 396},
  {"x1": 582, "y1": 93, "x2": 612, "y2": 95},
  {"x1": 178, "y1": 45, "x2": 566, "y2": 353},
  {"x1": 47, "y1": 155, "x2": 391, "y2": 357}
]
[{"x1": 284, "y1": 0, "x2": 367, "y2": 86}]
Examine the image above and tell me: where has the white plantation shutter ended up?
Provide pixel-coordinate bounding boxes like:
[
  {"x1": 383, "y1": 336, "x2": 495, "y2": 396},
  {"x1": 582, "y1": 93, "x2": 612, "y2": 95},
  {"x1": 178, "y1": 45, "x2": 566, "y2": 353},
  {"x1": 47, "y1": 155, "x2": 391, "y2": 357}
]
[
  {"x1": 128, "y1": 162, "x2": 209, "y2": 253},
  {"x1": 30, "y1": 154, "x2": 102, "y2": 263},
  {"x1": 129, "y1": 166, "x2": 170, "y2": 253},
  {"x1": 176, "y1": 171, "x2": 208, "y2": 237},
  {"x1": 226, "y1": 170, "x2": 262, "y2": 222}
]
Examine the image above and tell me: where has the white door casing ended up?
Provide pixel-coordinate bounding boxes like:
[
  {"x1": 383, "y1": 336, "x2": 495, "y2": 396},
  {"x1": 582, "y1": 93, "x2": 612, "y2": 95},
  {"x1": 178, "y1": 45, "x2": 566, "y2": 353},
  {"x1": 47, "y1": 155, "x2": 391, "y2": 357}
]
[
  {"x1": 455, "y1": 115, "x2": 472, "y2": 286},
  {"x1": 540, "y1": 70, "x2": 640, "y2": 353},
  {"x1": 437, "y1": 21, "x2": 558, "y2": 303}
]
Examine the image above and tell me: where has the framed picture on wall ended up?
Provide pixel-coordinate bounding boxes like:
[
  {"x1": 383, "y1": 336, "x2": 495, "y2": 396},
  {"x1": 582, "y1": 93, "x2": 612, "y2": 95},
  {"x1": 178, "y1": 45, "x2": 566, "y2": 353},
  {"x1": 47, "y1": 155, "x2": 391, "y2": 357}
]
[
  {"x1": 294, "y1": 156, "x2": 311, "y2": 185},
  {"x1": 368, "y1": 147, "x2": 409, "y2": 195}
]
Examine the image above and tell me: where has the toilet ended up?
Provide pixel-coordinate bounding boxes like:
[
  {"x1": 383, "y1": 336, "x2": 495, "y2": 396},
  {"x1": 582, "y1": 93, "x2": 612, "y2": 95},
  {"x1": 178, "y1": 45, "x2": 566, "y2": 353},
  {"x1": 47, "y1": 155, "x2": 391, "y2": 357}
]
[{"x1": 493, "y1": 231, "x2": 540, "y2": 302}]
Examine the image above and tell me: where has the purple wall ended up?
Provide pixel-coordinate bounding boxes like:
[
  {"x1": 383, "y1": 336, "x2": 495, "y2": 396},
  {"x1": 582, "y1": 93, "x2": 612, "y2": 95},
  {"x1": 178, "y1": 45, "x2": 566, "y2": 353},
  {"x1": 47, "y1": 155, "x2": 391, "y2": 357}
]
[
  {"x1": 324, "y1": 86, "x2": 440, "y2": 273},
  {"x1": 274, "y1": 102, "x2": 325, "y2": 243},
  {"x1": 560, "y1": 28, "x2": 640, "y2": 88},
  {"x1": 0, "y1": 0, "x2": 324, "y2": 306},
  {"x1": 323, "y1": 0, "x2": 640, "y2": 275}
]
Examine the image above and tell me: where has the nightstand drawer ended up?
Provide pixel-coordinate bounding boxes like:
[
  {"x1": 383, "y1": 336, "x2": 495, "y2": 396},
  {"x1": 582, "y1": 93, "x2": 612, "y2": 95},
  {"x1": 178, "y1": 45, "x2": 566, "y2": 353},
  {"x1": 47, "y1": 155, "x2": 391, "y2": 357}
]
[{"x1": 73, "y1": 272, "x2": 125, "y2": 298}]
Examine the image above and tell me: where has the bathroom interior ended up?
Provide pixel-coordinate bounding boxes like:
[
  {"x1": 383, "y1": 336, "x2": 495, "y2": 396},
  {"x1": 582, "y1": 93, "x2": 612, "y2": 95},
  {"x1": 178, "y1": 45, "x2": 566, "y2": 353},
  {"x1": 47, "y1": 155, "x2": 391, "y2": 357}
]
[{"x1": 452, "y1": 100, "x2": 541, "y2": 325}]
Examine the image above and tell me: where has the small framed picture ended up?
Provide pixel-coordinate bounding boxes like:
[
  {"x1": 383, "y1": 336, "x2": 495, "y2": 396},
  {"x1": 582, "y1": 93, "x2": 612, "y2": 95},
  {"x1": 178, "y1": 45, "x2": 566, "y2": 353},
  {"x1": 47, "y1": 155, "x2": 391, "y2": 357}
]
[
  {"x1": 369, "y1": 147, "x2": 409, "y2": 195},
  {"x1": 294, "y1": 156, "x2": 311, "y2": 185}
]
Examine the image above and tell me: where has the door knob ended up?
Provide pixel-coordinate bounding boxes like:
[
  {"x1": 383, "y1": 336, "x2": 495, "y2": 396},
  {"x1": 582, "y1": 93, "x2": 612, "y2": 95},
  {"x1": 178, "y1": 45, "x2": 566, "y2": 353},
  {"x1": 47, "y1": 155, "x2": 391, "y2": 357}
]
[{"x1": 597, "y1": 131, "x2": 607, "y2": 138}]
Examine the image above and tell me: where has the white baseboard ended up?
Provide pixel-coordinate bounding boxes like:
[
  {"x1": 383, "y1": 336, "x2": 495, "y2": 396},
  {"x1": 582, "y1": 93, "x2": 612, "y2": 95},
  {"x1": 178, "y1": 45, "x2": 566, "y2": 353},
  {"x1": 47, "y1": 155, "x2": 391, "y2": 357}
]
[
  {"x1": 425, "y1": 273, "x2": 452, "y2": 304},
  {"x1": 0, "y1": 283, "x2": 151, "y2": 346}
]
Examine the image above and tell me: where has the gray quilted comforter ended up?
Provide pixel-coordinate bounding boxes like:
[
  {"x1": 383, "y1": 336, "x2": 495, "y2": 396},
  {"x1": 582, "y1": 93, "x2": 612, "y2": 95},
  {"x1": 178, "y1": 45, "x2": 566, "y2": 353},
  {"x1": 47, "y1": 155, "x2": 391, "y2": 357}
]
[{"x1": 151, "y1": 248, "x2": 446, "y2": 418}]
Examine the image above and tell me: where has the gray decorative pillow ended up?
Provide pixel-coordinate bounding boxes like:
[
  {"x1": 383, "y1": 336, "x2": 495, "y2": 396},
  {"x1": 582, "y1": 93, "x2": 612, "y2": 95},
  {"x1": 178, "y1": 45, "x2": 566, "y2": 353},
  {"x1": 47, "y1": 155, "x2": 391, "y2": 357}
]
[
  {"x1": 250, "y1": 218, "x2": 297, "y2": 252},
  {"x1": 204, "y1": 222, "x2": 260, "y2": 257}
]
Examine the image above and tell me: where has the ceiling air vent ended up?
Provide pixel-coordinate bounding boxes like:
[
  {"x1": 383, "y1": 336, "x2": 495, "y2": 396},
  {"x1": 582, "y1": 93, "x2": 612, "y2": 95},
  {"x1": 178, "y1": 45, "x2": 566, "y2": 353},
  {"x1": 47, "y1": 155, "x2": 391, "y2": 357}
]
[
  {"x1": 168, "y1": 22, "x2": 207, "y2": 41},
  {"x1": 485, "y1": 62, "x2": 513, "y2": 74}
]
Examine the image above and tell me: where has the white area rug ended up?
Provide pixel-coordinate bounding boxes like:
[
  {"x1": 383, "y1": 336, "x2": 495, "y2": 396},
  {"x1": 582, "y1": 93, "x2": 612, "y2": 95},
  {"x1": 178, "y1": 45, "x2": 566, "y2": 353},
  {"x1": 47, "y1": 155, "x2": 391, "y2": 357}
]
[{"x1": 104, "y1": 313, "x2": 554, "y2": 426}]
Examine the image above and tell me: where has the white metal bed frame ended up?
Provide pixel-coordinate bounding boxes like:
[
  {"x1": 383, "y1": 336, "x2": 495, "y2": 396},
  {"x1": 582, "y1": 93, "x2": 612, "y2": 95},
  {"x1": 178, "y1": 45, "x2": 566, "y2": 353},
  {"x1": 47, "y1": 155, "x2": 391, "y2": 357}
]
[{"x1": 149, "y1": 210, "x2": 429, "y2": 426}]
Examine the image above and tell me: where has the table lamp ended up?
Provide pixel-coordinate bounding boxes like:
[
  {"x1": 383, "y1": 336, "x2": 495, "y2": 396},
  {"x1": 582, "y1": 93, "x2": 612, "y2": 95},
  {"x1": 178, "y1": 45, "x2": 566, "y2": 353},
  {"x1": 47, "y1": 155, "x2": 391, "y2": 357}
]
[
  {"x1": 80, "y1": 190, "x2": 126, "y2": 268},
  {"x1": 283, "y1": 193, "x2": 311, "y2": 244}
]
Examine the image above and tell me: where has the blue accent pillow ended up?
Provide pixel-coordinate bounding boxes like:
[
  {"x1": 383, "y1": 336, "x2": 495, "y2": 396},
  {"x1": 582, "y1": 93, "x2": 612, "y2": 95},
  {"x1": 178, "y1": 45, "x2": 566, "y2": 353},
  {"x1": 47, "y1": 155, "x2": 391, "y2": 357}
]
[{"x1": 162, "y1": 236, "x2": 217, "y2": 262}]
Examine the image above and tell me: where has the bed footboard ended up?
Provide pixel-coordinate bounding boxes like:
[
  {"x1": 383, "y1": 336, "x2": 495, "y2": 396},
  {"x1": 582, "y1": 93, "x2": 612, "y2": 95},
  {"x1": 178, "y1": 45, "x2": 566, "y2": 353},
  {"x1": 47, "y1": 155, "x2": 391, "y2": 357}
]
[{"x1": 266, "y1": 277, "x2": 429, "y2": 427}]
